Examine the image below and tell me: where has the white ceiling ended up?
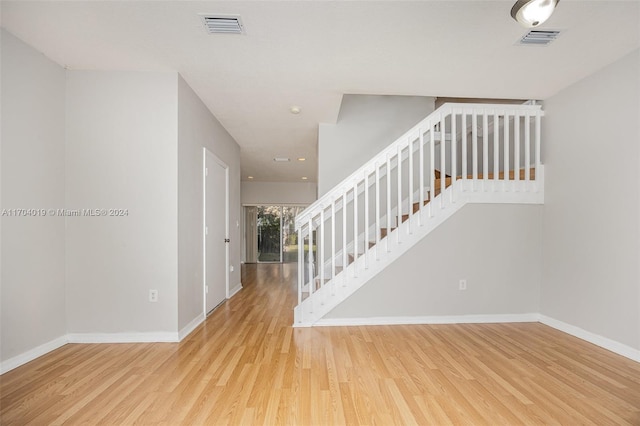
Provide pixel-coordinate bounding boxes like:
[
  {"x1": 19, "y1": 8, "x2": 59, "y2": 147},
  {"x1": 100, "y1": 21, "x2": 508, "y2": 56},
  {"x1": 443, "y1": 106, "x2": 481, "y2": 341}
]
[{"x1": 2, "y1": 1, "x2": 639, "y2": 183}]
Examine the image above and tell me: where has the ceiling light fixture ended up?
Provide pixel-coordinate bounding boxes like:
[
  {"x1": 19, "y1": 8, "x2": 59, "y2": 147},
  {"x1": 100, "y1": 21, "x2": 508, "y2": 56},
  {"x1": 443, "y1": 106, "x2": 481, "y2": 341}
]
[
  {"x1": 301, "y1": 176, "x2": 308, "y2": 180},
  {"x1": 290, "y1": 106, "x2": 301, "y2": 115},
  {"x1": 247, "y1": 176, "x2": 254, "y2": 179},
  {"x1": 511, "y1": 0, "x2": 559, "y2": 28},
  {"x1": 297, "y1": 157, "x2": 306, "y2": 162},
  {"x1": 273, "y1": 157, "x2": 290, "y2": 162}
]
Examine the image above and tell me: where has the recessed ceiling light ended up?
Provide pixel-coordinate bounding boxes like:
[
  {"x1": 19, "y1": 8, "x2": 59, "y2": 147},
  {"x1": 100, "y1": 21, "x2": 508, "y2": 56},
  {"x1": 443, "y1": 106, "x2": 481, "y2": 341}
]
[
  {"x1": 247, "y1": 176, "x2": 254, "y2": 179},
  {"x1": 297, "y1": 157, "x2": 306, "y2": 162},
  {"x1": 273, "y1": 157, "x2": 290, "y2": 162},
  {"x1": 301, "y1": 176, "x2": 308, "y2": 180},
  {"x1": 290, "y1": 106, "x2": 301, "y2": 115}
]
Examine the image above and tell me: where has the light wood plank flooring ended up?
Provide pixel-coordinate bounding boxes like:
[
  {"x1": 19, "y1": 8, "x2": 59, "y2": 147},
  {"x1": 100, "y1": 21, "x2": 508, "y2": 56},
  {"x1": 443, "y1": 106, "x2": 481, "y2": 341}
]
[{"x1": 2, "y1": 263, "x2": 640, "y2": 425}]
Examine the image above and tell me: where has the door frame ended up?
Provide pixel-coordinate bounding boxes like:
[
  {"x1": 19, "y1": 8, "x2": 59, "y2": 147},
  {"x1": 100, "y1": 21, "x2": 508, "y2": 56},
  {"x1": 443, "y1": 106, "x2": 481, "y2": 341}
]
[{"x1": 203, "y1": 148, "x2": 230, "y2": 316}]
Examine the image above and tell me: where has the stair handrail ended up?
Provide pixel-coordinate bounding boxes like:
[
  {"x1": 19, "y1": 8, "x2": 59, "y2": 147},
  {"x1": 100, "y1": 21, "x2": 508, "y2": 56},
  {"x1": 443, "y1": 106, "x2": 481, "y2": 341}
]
[{"x1": 295, "y1": 102, "x2": 543, "y2": 229}]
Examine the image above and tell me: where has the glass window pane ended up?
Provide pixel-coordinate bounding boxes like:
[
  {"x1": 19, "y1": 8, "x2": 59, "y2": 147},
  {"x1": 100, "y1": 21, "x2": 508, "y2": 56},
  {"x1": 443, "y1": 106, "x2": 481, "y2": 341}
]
[
  {"x1": 282, "y1": 206, "x2": 305, "y2": 263},
  {"x1": 257, "y1": 205, "x2": 281, "y2": 262}
]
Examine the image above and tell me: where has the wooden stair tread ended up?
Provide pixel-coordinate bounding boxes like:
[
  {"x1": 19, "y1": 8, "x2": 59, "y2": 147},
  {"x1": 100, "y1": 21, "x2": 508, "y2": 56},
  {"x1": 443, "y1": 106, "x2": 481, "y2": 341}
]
[
  {"x1": 347, "y1": 253, "x2": 364, "y2": 264},
  {"x1": 380, "y1": 227, "x2": 397, "y2": 239}
]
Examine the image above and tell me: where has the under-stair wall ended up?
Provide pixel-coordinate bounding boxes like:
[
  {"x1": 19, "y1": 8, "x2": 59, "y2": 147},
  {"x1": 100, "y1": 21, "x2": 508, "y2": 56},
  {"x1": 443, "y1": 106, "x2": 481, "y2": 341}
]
[{"x1": 320, "y1": 203, "x2": 543, "y2": 325}]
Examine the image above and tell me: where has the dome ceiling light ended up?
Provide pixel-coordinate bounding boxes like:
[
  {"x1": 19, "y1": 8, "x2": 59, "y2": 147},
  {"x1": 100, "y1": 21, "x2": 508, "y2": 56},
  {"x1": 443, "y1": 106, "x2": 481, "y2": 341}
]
[{"x1": 511, "y1": 0, "x2": 560, "y2": 28}]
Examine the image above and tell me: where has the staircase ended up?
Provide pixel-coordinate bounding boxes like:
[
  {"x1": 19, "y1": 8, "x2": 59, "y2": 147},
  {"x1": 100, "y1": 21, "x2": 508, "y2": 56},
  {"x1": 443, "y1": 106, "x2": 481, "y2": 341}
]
[{"x1": 294, "y1": 102, "x2": 544, "y2": 326}]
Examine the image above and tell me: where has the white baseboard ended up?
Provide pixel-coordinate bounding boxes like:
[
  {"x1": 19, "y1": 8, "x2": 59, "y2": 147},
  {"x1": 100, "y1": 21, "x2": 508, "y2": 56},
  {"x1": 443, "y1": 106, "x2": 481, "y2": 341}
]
[
  {"x1": 312, "y1": 313, "x2": 540, "y2": 327},
  {"x1": 5, "y1": 313, "x2": 638, "y2": 375},
  {"x1": 229, "y1": 282, "x2": 243, "y2": 298},
  {"x1": 0, "y1": 335, "x2": 68, "y2": 375},
  {"x1": 539, "y1": 315, "x2": 640, "y2": 363},
  {"x1": 178, "y1": 313, "x2": 205, "y2": 341},
  {"x1": 67, "y1": 332, "x2": 179, "y2": 344}
]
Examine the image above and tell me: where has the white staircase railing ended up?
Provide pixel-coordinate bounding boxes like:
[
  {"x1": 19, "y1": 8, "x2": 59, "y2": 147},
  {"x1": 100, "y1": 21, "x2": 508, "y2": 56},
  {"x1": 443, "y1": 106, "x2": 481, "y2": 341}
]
[{"x1": 295, "y1": 102, "x2": 544, "y2": 326}]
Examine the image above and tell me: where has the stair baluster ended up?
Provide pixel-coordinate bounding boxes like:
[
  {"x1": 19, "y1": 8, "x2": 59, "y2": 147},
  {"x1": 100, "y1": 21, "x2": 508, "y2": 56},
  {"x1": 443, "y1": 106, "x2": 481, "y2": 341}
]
[
  {"x1": 515, "y1": 112, "x2": 521, "y2": 189},
  {"x1": 419, "y1": 130, "x2": 425, "y2": 223},
  {"x1": 503, "y1": 110, "x2": 510, "y2": 192},
  {"x1": 441, "y1": 116, "x2": 447, "y2": 208},
  {"x1": 483, "y1": 112, "x2": 489, "y2": 192}
]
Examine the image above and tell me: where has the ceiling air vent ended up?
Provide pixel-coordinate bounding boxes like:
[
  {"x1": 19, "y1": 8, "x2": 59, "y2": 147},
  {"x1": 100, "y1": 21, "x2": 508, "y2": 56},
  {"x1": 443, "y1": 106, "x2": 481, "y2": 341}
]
[
  {"x1": 200, "y1": 15, "x2": 244, "y2": 35},
  {"x1": 517, "y1": 29, "x2": 561, "y2": 46}
]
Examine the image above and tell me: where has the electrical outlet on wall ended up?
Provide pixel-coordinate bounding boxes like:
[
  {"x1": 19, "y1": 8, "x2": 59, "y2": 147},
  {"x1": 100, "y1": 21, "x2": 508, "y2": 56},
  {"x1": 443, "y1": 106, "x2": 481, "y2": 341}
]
[
  {"x1": 459, "y1": 279, "x2": 467, "y2": 291},
  {"x1": 149, "y1": 289, "x2": 158, "y2": 302}
]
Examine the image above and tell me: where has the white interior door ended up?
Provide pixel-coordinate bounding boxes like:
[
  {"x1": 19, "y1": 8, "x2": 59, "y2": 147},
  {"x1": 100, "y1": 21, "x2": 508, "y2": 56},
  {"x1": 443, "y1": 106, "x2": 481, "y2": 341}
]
[{"x1": 204, "y1": 149, "x2": 228, "y2": 315}]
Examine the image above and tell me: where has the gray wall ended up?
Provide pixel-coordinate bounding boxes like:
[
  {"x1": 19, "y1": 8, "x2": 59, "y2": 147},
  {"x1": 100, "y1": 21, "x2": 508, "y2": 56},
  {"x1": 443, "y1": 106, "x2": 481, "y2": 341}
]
[
  {"x1": 318, "y1": 95, "x2": 435, "y2": 196},
  {"x1": 65, "y1": 71, "x2": 179, "y2": 333},
  {"x1": 326, "y1": 204, "x2": 542, "y2": 319},
  {"x1": 241, "y1": 181, "x2": 316, "y2": 205},
  {"x1": 1, "y1": 33, "x2": 245, "y2": 367},
  {"x1": 1, "y1": 30, "x2": 67, "y2": 361},
  {"x1": 177, "y1": 75, "x2": 241, "y2": 331},
  {"x1": 541, "y1": 49, "x2": 640, "y2": 350}
]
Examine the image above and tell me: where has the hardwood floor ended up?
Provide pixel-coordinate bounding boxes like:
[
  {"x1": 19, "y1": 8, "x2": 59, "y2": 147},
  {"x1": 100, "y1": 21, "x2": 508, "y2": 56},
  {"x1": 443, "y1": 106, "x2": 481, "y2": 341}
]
[{"x1": 2, "y1": 263, "x2": 640, "y2": 425}]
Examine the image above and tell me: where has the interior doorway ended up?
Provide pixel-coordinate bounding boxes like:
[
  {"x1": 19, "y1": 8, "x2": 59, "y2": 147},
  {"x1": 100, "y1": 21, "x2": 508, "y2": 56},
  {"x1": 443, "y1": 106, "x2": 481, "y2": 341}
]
[{"x1": 244, "y1": 205, "x2": 306, "y2": 263}]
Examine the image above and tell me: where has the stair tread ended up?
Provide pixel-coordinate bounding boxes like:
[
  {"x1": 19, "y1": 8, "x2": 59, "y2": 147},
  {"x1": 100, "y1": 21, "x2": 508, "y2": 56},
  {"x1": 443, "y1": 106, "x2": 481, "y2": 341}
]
[{"x1": 380, "y1": 227, "x2": 397, "y2": 239}]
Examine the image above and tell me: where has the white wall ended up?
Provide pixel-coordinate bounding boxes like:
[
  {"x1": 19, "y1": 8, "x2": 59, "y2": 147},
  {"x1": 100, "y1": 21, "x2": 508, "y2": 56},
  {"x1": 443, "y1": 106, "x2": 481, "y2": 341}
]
[
  {"x1": 541, "y1": 49, "x2": 640, "y2": 350},
  {"x1": 326, "y1": 204, "x2": 542, "y2": 319},
  {"x1": 1, "y1": 30, "x2": 67, "y2": 362},
  {"x1": 318, "y1": 95, "x2": 435, "y2": 196},
  {"x1": 177, "y1": 75, "x2": 241, "y2": 331},
  {"x1": 241, "y1": 181, "x2": 316, "y2": 205},
  {"x1": 65, "y1": 71, "x2": 179, "y2": 334}
]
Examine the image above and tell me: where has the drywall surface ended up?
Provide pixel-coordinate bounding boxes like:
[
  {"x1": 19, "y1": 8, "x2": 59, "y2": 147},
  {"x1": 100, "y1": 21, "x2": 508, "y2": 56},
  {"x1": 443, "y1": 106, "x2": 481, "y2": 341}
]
[
  {"x1": 177, "y1": 75, "x2": 242, "y2": 331},
  {"x1": 541, "y1": 49, "x2": 640, "y2": 350},
  {"x1": 65, "y1": 70, "x2": 179, "y2": 334},
  {"x1": 326, "y1": 204, "x2": 542, "y2": 319},
  {"x1": 318, "y1": 95, "x2": 435, "y2": 196},
  {"x1": 241, "y1": 181, "x2": 316, "y2": 205},
  {"x1": 1, "y1": 30, "x2": 67, "y2": 362}
]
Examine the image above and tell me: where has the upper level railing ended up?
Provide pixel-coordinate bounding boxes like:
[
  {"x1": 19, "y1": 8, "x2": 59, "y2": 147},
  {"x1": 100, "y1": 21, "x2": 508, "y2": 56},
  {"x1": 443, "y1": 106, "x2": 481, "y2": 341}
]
[{"x1": 295, "y1": 102, "x2": 544, "y2": 308}]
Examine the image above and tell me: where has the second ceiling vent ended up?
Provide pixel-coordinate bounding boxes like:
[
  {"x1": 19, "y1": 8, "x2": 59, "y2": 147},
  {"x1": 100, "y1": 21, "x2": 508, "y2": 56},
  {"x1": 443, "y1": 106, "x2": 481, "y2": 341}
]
[
  {"x1": 518, "y1": 29, "x2": 561, "y2": 46},
  {"x1": 200, "y1": 15, "x2": 245, "y2": 35}
]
